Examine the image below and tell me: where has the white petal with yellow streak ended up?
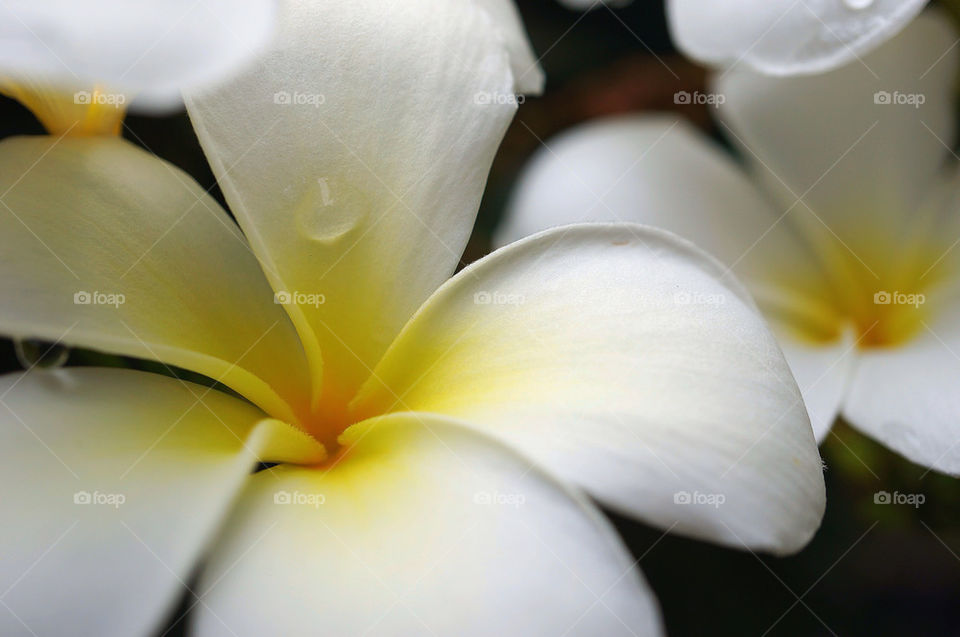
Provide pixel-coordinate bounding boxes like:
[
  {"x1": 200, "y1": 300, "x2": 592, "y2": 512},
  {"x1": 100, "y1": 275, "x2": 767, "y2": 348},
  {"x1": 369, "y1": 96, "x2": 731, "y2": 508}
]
[
  {"x1": 0, "y1": 367, "x2": 324, "y2": 637},
  {"x1": 0, "y1": 136, "x2": 314, "y2": 424},
  {"x1": 185, "y1": 0, "x2": 520, "y2": 406},
  {"x1": 354, "y1": 224, "x2": 826, "y2": 554},
  {"x1": 192, "y1": 412, "x2": 663, "y2": 636}
]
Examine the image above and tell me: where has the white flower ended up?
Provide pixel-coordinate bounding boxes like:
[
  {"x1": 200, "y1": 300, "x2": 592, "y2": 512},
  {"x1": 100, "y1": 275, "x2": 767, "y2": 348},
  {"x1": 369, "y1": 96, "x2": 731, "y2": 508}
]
[
  {"x1": 668, "y1": 0, "x2": 929, "y2": 75},
  {"x1": 0, "y1": 0, "x2": 822, "y2": 635},
  {"x1": 0, "y1": 0, "x2": 543, "y2": 136},
  {"x1": 0, "y1": 0, "x2": 278, "y2": 112},
  {"x1": 499, "y1": 10, "x2": 960, "y2": 474}
]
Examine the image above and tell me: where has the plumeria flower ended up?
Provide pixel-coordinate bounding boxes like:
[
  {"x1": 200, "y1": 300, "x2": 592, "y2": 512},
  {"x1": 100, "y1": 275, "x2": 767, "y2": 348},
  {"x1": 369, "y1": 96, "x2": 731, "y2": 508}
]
[
  {"x1": 0, "y1": 0, "x2": 278, "y2": 135},
  {"x1": 668, "y1": 0, "x2": 928, "y2": 76},
  {"x1": 499, "y1": 10, "x2": 960, "y2": 474},
  {"x1": 0, "y1": 1, "x2": 823, "y2": 635}
]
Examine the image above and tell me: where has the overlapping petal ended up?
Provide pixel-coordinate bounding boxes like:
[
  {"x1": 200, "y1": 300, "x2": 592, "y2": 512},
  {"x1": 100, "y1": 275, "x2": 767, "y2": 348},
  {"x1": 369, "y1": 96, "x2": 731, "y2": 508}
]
[
  {"x1": 0, "y1": 0, "x2": 276, "y2": 110},
  {"x1": 192, "y1": 412, "x2": 663, "y2": 636},
  {"x1": 497, "y1": 115, "x2": 853, "y2": 434},
  {"x1": 0, "y1": 367, "x2": 323, "y2": 637},
  {"x1": 714, "y1": 9, "x2": 958, "y2": 279},
  {"x1": 669, "y1": 0, "x2": 929, "y2": 76},
  {"x1": 475, "y1": 0, "x2": 545, "y2": 93},
  {"x1": 353, "y1": 225, "x2": 826, "y2": 554},
  {"x1": 776, "y1": 330, "x2": 857, "y2": 441},
  {"x1": 0, "y1": 0, "x2": 274, "y2": 109},
  {"x1": 0, "y1": 136, "x2": 313, "y2": 424},
  {"x1": 495, "y1": 115, "x2": 834, "y2": 311},
  {"x1": 844, "y1": 291, "x2": 960, "y2": 474},
  {"x1": 186, "y1": 0, "x2": 530, "y2": 411}
]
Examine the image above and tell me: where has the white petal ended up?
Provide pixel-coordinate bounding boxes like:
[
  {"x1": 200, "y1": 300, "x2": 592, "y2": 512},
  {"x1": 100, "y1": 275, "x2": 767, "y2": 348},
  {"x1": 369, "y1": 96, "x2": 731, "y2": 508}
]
[
  {"x1": 474, "y1": 0, "x2": 545, "y2": 94},
  {"x1": 353, "y1": 225, "x2": 826, "y2": 554},
  {"x1": 192, "y1": 412, "x2": 663, "y2": 636},
  {"x1": 497, "y1": 114, "x2": 848, "y2": 432},
  {"x1": 669, "y1": 0, "x2": 928, "y2": 76},
  {"x1": 714, "y1": 9, "x2": 958, "y2": 270},
  {"x1": 185, "y1": 0, "x2": 519, "y2": 404},
  {"x1": 776, "y1": 329, "x2": 858, "y2": 442},
  {"x1": 0, "y1": 136, "x2": 314, "y2": 425},
  {"x1": 844, "y1": 295, "x2": 960, "y2": 474},
  {"x1": 0, "y1": 368, "x2": 324, "y2": 637},
  {"x1": 495, "y1": 115, "x2": 831, "y2": 309},
  {"x1": 0, "y1": 0, "x2": 276, "y2": 110}
]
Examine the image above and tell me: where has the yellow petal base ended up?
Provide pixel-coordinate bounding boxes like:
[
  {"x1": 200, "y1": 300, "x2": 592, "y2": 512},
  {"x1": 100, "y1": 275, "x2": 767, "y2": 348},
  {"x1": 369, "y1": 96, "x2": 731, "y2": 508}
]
[
  {"x1": 1, "y1": 79, "x2": 126, "y2": 136},
  {"x1": 784, "y1": 232, "x2": 943, "y2": 349}
]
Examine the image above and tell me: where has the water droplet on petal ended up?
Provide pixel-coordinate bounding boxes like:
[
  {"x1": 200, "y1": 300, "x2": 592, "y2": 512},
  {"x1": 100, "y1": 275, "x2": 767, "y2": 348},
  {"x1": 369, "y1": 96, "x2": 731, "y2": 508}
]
[
  {"x1": 843, "y1": 0, "x2": 874, "y2": 10},
  {"x1": 14, "y1": 338, "x2": 70, "y2": 369},
  {"x1": 295, "y1": 177, "x2": 367, "y2": 243}
]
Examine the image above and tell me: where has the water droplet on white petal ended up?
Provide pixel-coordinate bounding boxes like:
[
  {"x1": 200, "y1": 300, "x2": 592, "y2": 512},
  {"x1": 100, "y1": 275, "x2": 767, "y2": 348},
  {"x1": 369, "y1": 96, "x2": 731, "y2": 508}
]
[
  {"x1": 14, "y1": 338, "x2": 70, "y2": 369},
  {"x1": 294, "y1": 177, "x2": 367, "y2": 243},
  {"x1": 843, "y1": 0, "x2": 874, "y2": 10}
]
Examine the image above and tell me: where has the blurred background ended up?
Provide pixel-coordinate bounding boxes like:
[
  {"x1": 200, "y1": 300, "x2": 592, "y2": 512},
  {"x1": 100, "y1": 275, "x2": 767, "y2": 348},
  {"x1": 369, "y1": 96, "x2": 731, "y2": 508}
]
[{"x1": 2, "y1": 2, "x2": 960, "y2": 635}]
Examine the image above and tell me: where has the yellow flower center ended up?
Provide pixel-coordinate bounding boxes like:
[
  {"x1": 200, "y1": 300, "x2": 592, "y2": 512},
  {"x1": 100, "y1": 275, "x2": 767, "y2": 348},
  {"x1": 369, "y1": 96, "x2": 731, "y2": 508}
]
[
  {"x1": 290, "y1": 379, "x2": 369, "y2": 457},
  {"x1": 833, "y1": 231, "x2": 943, "y2": 348},
  {"x1": 837, "y1": 283, "x2": 930, "y2": 347},
  {"x1": 1, "y1": 79, "x2": 127, "y2": 136},
  {"x1": 782, "y1": 227, "x2": 944, "y2": 349}
]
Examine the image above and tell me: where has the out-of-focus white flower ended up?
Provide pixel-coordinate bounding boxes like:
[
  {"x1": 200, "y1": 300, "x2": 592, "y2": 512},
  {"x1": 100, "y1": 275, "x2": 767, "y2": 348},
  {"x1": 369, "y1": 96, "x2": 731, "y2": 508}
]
[
  {"x1": 0, "y1": 0, "x2": 824, "y2": 635},
  {"x1": 0, "y1": 0, "x2": 277, "y2": 133},
  {"x1": 500, "y1": 10, "x2": 960, "y2": 473},
  {"x1": 668, "y1": 0, "x2": 929, "y2": 75},
  {"x1": 0, "y1": 0, "x2": 277, "y2": 108}
]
